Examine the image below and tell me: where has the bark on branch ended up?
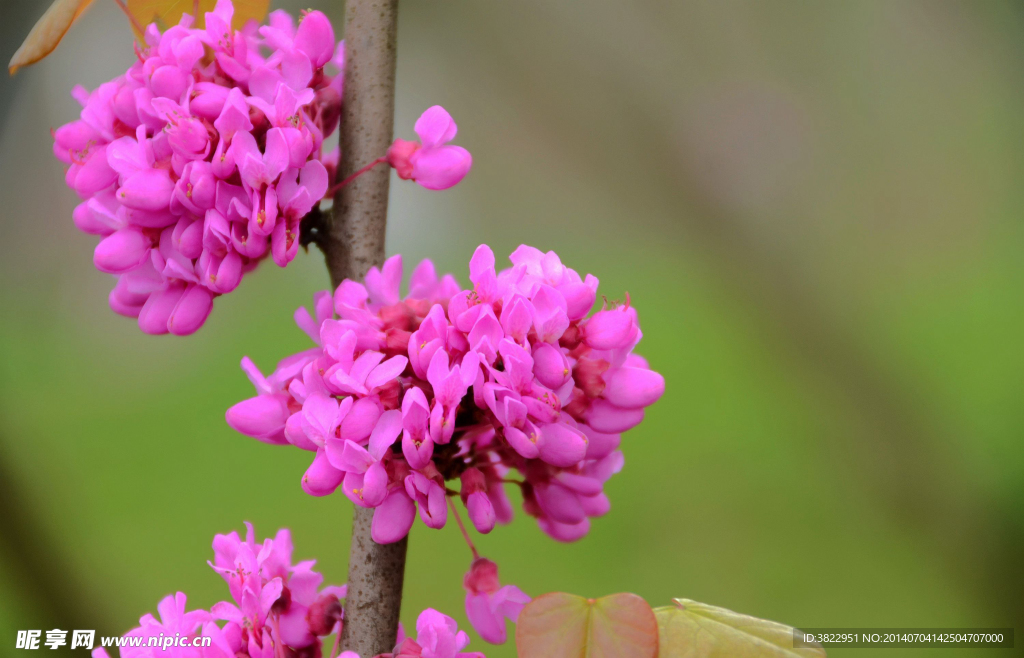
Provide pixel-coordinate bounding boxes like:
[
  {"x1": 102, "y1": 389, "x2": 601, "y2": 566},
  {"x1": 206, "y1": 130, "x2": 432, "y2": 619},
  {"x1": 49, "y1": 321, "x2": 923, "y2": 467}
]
[{"x1": 319, "y1": 0, "x2": 406, "y2": 655}]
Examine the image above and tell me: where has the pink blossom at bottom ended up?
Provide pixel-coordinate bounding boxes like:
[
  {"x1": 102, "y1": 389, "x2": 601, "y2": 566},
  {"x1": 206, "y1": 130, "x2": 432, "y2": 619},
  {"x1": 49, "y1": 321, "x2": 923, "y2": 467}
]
[
  {"x1": 462, "y1": 558, "x2": 530, "y2": 645},
  {"x1": 91, "y1": 592, "x2": 209, "y2": 658},
  {"x1": 94, "y1": 523, "x2": 345, "y2": 658},
  {"x1": 385, "y1": 608, "x2": 485, "y2": 658}
]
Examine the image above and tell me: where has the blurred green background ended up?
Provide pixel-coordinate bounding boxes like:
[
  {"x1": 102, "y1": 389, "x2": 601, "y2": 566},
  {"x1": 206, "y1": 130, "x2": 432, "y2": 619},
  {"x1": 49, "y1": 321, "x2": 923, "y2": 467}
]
[{"x1": 1, "y1": 1, "x2": 1022, "y2": 657}]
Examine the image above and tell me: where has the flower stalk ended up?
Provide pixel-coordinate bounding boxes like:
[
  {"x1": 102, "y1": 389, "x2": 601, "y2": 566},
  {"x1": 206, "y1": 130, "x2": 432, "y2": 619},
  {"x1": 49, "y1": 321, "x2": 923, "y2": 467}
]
[
  {"x1": 325, "y1": 156, "x2": 388, "y2": 199},
  {"x1": 318, "y1": 0, "x2": 406, "y2": 656}
]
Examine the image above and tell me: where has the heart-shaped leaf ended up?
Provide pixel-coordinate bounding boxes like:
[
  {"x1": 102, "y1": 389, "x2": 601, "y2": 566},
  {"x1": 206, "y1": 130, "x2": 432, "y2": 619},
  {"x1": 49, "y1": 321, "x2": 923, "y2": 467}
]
[
  {"x1": 655, "y1": 598, "x2": 826, "y2": 658},
  {"x1": 8, "y1": 0, "x2": 94, "y2": 75},
  {"x1": 515, "y1": 592, "x2": 659, "y2": 658},
  {"x1": 127, "y1": 0, "x2": 269, "y2": 34}
]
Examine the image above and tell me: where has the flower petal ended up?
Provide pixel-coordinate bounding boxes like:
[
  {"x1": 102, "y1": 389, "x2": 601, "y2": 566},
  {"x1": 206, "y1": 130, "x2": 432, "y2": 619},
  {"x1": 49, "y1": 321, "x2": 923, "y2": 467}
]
[
  {"x1": 371, "y1": 489, "x2": 416, "y2": 544},
  {"x1": 413, "y1": 105, "x2": 457, "y2": 147}
]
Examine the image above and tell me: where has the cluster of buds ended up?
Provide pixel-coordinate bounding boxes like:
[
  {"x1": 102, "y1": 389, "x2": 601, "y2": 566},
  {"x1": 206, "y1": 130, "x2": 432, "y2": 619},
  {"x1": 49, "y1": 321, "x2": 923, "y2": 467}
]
[
  {"x1": 227, "y1": 244, "x2": 664, "y2": 545},
  {"x1": 54, "y1": 0, "x2": 343, "y2": 335},
  {"x1": 93, "y1": 523, "x2": 346, "y2": 658},
  {"x1": 53, "y1": 0, "x2": 472, "y2": 336}
]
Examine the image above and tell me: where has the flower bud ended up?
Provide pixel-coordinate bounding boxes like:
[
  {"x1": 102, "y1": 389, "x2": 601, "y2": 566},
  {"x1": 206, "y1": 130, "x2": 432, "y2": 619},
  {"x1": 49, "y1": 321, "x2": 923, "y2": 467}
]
[
  {"x1": 172, "y1": 217, "x2": 204, "y2": 259},
  {"x1": 118, "y1": 169, "x2": 175, "y2": 211},
  {"x1": 561, "y1": 281, "x2": 596, "y2": 321},
  {"x1": 534, "y1": 482, "x2": 586, "y2": 525},
  {"x1": 301, "y1": 448, "x2": 344, "y2": 496},
  {"x1": 73, "y1": 201, "x2": 115, "y2": 235},
  {"x1": 584, "y1": 398, "x2": 645, "y2": 433},
  {"x1": 94, "y1": 228, "x2": 151, "y2": 274},
  {"x1": 466, "y1": 491, "x2": 496, "y2": 534},
  {"x1": 137, "y1": 283, "x2": 184, "y2": 335},
  {"x1": 538, "y1": 517, "x2": 590, "y2": 543},
  {"x1": 371, "y1": 490, "x2": 416, "y2": 544},
  {"x1": 226, "y1": 394, "x2": 291, "y2": 439},
  {"x1": 532, "y1": 343, "x2": 570, "y2": 389},
  {"x1": 584, "y1": 308, "x2": 636, "y2": 350},
  {"x1": 167, "y1": 284, "x2": 213, "y2": 335},
  {"x1": 189, "y1": 83, "x2": 229, "y2": 120},
  {"x1": 536, "y1": 422, "x2": 587, "y2": 467},
  {"x1": 150, "y1": 65, "x2": 189, "y2": 100},
  {"x1": 307, "y1": 593, "x2": 342, "y2": 636},
  {"x1": 295, "y1": 11, "x2": 336, "y2": 68},
  {"x1": 108, "y1": 278, "x2": 147, "y2": 318},
  {"x1": 386, "y1": 139, "x2": 419, "y2": 179},
  {"x1": 463, "y1": 557, "x2": 500, "y2": 594},
  {"x1": 601, "y1": 366, "x2": 665, "y2": 409},
  {"x1": 70, "y1": 148, "x2": 118, "y2": 196}
]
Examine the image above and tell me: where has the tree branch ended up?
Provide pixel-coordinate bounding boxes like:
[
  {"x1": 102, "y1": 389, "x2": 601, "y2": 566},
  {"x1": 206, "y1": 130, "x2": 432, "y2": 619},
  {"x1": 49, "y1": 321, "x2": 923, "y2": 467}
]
[
  {"x1": 323, "y1": 0, "x2": 398, "y2": 290},
  {"x1": 320, "y1": 1, "x2": 406, "y2": 655}
]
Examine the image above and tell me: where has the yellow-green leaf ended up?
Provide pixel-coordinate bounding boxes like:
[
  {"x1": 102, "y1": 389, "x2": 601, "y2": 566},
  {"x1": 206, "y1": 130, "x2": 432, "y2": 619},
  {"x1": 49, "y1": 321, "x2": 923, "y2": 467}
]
[
  {"x1": 655, "y1": 598, "x2": 826, "y2": 658},
  {"x1": 515, "y1": 592, "x2": 659, "y2": 658},
  {"x1": 126, "y1": 0, "x2": 269, "y2": 35},
  {"x1": 8, "y1": 0, "x2": 95, "y2": 75}
]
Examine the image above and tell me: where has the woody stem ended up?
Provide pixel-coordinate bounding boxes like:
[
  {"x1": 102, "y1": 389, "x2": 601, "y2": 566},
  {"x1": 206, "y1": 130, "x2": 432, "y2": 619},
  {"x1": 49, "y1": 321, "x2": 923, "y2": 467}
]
[{"x1": 318, "y1": 1, "x2": 405, "y2": 657}]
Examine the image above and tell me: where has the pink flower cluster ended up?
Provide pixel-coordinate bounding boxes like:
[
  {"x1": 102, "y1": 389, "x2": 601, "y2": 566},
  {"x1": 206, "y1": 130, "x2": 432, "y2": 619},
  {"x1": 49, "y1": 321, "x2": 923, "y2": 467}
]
[
  {"x1": 92, "y1": 523, "x2": 491, "y2": 657},
  {"x1": 385, "y1": 609, "x2": 484, "y2": 658},
  {"x1": 227, "y1": 244, "x2": 664, "y2": 545},
  {"x1": 93, "y1": 523, "x2": 345, "y2": 658},
  {"x1": 54, "y1": 0, "x2": 342, "y2": 334}
]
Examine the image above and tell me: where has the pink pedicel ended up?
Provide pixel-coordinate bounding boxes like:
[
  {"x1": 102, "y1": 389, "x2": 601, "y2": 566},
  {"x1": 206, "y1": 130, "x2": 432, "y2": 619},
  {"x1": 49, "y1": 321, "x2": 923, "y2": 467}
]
[{"x1": 227, "y1": 245, "x2": 664, "y2": 545}]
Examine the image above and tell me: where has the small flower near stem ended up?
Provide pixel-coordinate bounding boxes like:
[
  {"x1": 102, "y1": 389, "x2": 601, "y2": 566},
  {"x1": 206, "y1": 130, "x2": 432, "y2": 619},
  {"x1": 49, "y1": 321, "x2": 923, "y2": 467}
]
[
  {"x1": 323, "y1": 105, "x2": 473, "y2": 198},
  {"x1": 462, "y1": 558, "x2": 531, "y2": 645}
]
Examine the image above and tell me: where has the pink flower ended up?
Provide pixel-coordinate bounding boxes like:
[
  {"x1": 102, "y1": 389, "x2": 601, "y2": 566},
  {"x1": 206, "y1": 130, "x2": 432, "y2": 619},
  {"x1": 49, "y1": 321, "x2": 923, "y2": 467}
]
[
  {"x1": 372, "y1": 488, "x2": 417, "y2": 544},
  {"x1": 405, "y1": 470, "x2": 448, "y2": 529},
  {"x1": 274, "y1": 160, "x2": 328, "y2": 266},
  {"x1": 388, "y1": 608, "x2": 485, "y2": 658},
  {"x1": 459, "y1": 468, "x2": 495, "y2": 534},
  {"x1": 94, "y1": 523, "x2": 345, "y2": 658},
  {"x1": 225, "y1": 357, "x2": 294, "y2": 445},
  {"x1": 207, "y1": 523, "x2": 347, "y2": 656},
  {"x1": 293, "y1": 10, "x2": 336, "y2": 68},
  {"x1": 463, "y1": 558, "x2": 530, "y2": 645},
  {"x1": 228, "y1": 246, "x2": 663, "y2": 544},
  {"x1": 387, "y1": 106, "x2": 472, "y2": 190},
  {"x1": 230, "y1": 129, "x2": 288, "y2": 236},
  {"x1": 401, "y1": 386, "x2": 434, "y2": 469},
  {"x1": 91, "y1": 592, "x2": 210, "y2": 658},
  {"x1": 258, "y1": 9, "x2": 336, "y2": 71},
  {"x1": 327, "y1": 409, "x2": 402, "y2": 506},
  {"x1": 426, "y1": 349, "x2": 480, "y2": 445}
]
